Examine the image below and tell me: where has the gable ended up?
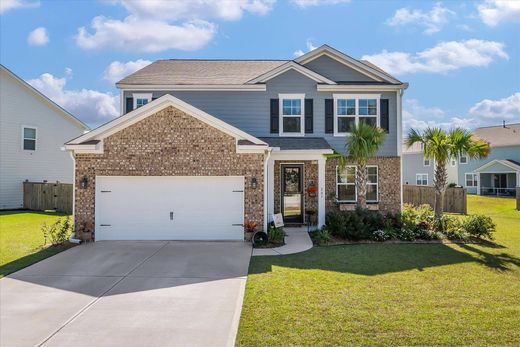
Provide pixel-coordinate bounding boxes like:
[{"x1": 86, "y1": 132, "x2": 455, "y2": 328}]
[
  {"x1": 303, "y1": 55, "x2": 377, "y2": 82},
  {"x1": 246, "y1": 61, "x2": 335, "y2": 85},
  {"x1": 475, "y1": 159, "x2": 520, "y2": 173}
]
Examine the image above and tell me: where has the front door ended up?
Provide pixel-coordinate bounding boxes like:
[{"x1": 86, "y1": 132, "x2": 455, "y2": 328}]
[{"x1": 281, "y1": 164, "x2": 303, "y2": 224}]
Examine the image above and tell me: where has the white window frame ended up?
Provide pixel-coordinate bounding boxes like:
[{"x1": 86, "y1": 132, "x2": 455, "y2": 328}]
[
  {"x1": 465, "y1": 173, "x2": 478, "y2": 187},
  {"x1": 366, "y1": 165, "x2": 379, "y2": 203},
  {"x1": 451, "y1": 158, "x2": 457, "y2": 167},
  {"x1": 133, "y1": 93, "x2": 152, "y2": 109},
  {"x1": 423, "y1": 158, "x2": 431, "y2": 167},
  {"x1": 459, "y1": 155, "x2": 468, "y2": 164},
  {"x1": 333, "y1": 94, "x2": 380, "y2": 136},
  {"x1": 416, "y1": 173, "x2": 428, "y2": 186},
  {"x1": 22, "y1": 125, "x2": 37, "y2": 151},
  {"x1": 336, "y1": 165, "x2": 357, "y2": 203},
  {"x1": 279, "y1": 93, "x2": 305, "y2": 136}
]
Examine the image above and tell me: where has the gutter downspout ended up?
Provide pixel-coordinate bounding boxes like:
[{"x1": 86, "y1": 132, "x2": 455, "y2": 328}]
[{"x1": 263, "y1": 147, "x2": 273, "y2": 232}]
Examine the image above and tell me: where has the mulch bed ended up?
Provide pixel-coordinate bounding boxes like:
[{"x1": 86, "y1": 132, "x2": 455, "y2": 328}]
[{"x1": 310, "y1": 235, "x2": 497, "y2": 247}]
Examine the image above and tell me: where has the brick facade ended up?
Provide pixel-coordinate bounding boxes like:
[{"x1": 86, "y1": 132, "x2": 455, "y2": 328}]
[
  {"x1": 273, "y1": 160, "x2": 319, "y2": 223},
  {"x1": 325, "y1": 157, "x2": 401, "y2": 214},
  {"x1": 74, "y1": 106, "x2": 264, "y2": 238}
]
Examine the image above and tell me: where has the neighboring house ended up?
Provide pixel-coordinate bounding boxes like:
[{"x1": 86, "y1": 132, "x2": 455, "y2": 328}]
[
  {"x1": 402, "y1": 142, "x2": 459, "y2": 187},
  {"x1": 459, "y1": 123, "x2": 520, "y2": 196},
  {"x1": 65, "y1": 45, "x2": 408, "y2": 241},
  {"x1": 0, "y1": 65, "x2": 89, "y2": 209}
]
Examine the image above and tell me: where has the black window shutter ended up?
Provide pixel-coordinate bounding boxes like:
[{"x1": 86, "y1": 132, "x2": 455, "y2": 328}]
[
  {"x1": 126, "y1": 97, "x2": 134, "y2": 113},
  {"x1": 305, "y1": 99, "x2": 313, "y2": 133},
  {"x1": 270, "y1": 99, "x2": 279, "y2": 134},
  {"x1": 325, "y1": 99, "x2": 334, "y2": 134},
  {"x1": 380, "y1": 99, "x2": 389, "y2": 133}
]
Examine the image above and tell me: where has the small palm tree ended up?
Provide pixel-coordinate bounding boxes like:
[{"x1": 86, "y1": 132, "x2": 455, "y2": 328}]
[
  {"x1": 407, "y1": 127, "x2": 490, "y2": 218},
  {"x1": 341, "y1": 123, "x2": 387, "y2": 209}
]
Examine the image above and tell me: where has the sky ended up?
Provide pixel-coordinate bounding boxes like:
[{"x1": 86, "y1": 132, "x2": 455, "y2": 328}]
[{"x1": 1, "y1": 0, "x2": 519, "y2": 130}]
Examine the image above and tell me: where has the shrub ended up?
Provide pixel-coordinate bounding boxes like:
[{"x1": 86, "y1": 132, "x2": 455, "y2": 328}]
[
  {"x1": 371, "y1": 229, "x2": 391, "y2": 242},
  {"x1": 402, "y1": 204, "x2": 435, "y2": 233},
  {"x1": 268, "y1": 226, "x2": 285, "y2": 245},
  {"x1": 461, "y1": 214, "x2": 496, "y2": 240},
  {"x1": 41, "y1": 217, "x2": 71, "y2": 246},
  {"x1": 311, "y1": 227, "x2": 332, "y2": 245},
  {"x1": 326, "y1": 207, "x2": 385, "y2": 240}
]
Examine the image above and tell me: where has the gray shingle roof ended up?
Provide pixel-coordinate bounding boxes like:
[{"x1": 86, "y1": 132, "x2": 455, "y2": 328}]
[
  {"x1": 258, "y1": 137, "x2": 332, "y2": 150},
  {"x1": 117, "y1": 60, "x2": 288, "y2": 85},
  {"x1": 474, "y1": 123, "x2": 520, "y2": 147}
]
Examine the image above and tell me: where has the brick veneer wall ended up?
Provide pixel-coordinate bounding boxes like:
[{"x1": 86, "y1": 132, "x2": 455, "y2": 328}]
[
  {"x1": 74, "y1": 106, "x2": 264, "y2": 238},
  {"x1": 273, "y1": 160, "x2": 318, "y2": 222},
  {"x1": 325, "y1": 157, "x2": 401, "y2": 214}
]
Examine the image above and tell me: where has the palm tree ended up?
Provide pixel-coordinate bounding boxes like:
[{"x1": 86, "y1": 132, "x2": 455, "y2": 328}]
[
  {"x1": 341, "y1": 123, "x2": 387, "y2": 209},
  {"x1": 407, "y1": 127, "x2": 490, "y2": 218}
]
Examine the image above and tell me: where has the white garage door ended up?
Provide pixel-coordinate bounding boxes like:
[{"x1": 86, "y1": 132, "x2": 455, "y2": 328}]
[{"x1": 95, "y1": 176, "x2": 245, "y2": 241}]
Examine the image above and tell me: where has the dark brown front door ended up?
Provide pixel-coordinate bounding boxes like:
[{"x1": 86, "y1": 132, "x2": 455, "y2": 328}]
[{"x1": 281, "y1": 164, "x2": 303, "y2": 224}]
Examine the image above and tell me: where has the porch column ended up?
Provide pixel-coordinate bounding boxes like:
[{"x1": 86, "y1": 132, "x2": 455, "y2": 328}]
[
  {"x1": 267, "y1": 156, "x2": 275, "y2": 229},
  {"x1": 477, "y1": 173, "x2": 481, "y2": 195},
  {"x1": 318, "y1": 157, "x2": 326, "y2": 227}
]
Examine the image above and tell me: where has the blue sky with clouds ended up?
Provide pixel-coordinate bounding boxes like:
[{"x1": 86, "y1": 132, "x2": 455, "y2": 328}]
[{"x1": 1, "y1": 0, "x2": 519, "y2": 129}]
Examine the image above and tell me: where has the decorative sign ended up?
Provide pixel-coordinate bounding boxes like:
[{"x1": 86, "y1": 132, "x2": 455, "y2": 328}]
[{"x1": 272, "y1": 213, "x2": 284, "y2": 228}]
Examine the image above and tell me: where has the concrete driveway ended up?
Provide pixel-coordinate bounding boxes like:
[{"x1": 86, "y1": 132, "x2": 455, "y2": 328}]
[{"x1": 0, "y1": 241, "x2": 251, "y2": 347}]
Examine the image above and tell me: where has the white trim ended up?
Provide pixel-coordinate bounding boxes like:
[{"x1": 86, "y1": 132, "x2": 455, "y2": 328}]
[
  {"x1": 1, "y1": 65, "x2": 89, "y2": 130},
  {"x1": 473, "y1": 159, "x2": 520, "y2": 173},
  {"x1": 295, "y1": 45, "x2": 402, "y2": 84},
  {"x1": 119, "y1": 89, "x2": 125, "y2": 116},
  {"x1": 366, "y1": 165, "x2": 379, "y2": 203},
  {"x1": 117, "y1": 84, "x2": 267, "y2": 91},
  {"x1": 416, "y1": 173, "x2": 428, "y2": 186},
  {"x1": 279, "y1": 93, "x2": 305, "y2": 137},
  {"x1": 263, "y1": 148, "x2": 272, "y2": 231},
  {"x1": 318, "y1": 157, "x2": 326, "y2": 227},
  {"x1": 459, "y1": 155, "x2": 468, "y2": 164},
  {"x1": 336, "y1": 165, "x2": 357, "y2": 203},
  {"x1": 21, "y1": 125, "x2": 37, "y2": 151},
  {"x1": 279, "y1": 162, "x2": 306, "y2": 224},
  {"x1": 318, "y1": 84, "x2": 408, "y2": 92},
  {"x1": 396, "y1": 90, "x2": 402, "y2": 157},
  {"x1": 465, "y1": 173, "x2": 478, "y2": 187},
  {"x1": 247, "y1": 61, "x2": 336, "y2": 85},
  {"x1": 132, "y1": 93, "x2": 152, "y2": 109},
  {"x1": 332, "y1": 94, "x2": 381, "y2": 136},
  {"x1": 65, "y1": 94, "x2": 266, "y2": 151}
]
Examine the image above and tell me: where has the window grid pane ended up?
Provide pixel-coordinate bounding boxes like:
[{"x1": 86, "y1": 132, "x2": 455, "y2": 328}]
[
  {"x1": 24, "y1": 128, "x2": 36, "y2": 139},
  {"x1": 282, "y1": 99, "x2": 301, "y2": 116},
  {"x1": 24, "y1": 139, "x2": 36, "y2": 150},
  {"x1": 283, "y1": 117, "x2": 301, "y2": 133}
]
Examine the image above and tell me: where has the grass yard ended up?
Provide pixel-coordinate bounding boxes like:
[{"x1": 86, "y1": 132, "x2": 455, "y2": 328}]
[
  {"x1": 0, "y1": 210, "x2": 71, "y2": 278},
  {"x1": 237, "y1": 195, "x2": 520, "y2": 346}
]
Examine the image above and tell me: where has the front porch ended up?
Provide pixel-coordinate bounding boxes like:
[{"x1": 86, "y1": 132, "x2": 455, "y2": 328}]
[{"x1": 474, "y1": 159, "x2": 520, "y2": 197}]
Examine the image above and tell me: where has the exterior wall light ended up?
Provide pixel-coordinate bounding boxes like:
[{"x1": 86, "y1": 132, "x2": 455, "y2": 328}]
[
  {"x1": 80, "y1": 176, "x2": 89, "y2": 189},
  {"x1": 251, "y1": 177, "x2": 257, "y2": 189}
]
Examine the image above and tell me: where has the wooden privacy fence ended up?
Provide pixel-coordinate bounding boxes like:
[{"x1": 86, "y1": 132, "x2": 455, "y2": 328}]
[
  {"x1": 23, "y1": 182, "x2": 73, "y2": 213},
  {"x1": 403, "y1": 185, "x2": 467, "y2": 214}
]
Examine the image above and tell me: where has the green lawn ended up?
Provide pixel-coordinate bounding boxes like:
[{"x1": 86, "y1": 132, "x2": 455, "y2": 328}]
[
  {"x1": 0, "y1": 210, "x2": 71, "y2": 278},
  {"x1": 237, "y1": 196, "x2": 520, "y2": 346}
]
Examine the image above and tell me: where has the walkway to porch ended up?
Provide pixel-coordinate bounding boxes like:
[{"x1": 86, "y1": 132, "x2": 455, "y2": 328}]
[{"x1": 252, "y1": 227, "x2": 313, "y2": 256}]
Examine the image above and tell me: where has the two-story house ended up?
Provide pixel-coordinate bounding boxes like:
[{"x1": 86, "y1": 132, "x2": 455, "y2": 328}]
[
  {"x1": 65, "y1": 45, "x2": 408, "y2": 241},
  {"x1": 459, "y1": 123, "x2": 520, "y2": 196},
  {"x1": 0, "y1": 65, "x2": 89, "y2": 209}
]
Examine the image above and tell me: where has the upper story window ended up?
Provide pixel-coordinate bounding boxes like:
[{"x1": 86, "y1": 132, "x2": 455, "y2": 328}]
[
  {"x1": 333, "y1": 94, "x2": 380, "y2": 136},
  {"x1": 23, "y1": 126, "x2": 36, "y2": 151},
  {"x1": 423, "y1": 158, "x2": 431, "y2": 167},
  {"x1": 133, "y1": 93, "x2": 152, "y2": 109},
  {"x1": 279, "y1": 94, "x2": 304, "y2": 136},
  {"x1": 459, "y1": 155, "x2": 468, "y2": 164},
  {"x1": 451, "y1": 158, "x2": 457, "y2": 167}
]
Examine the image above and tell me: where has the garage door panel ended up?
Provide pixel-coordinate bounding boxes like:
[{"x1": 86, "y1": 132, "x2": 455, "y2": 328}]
[{"x1": 95, "y1": 176, "x2": 244, "y2": 240}]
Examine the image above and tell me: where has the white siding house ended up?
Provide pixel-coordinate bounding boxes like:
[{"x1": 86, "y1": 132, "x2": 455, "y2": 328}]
[{"x1": 0, "y1": 65, "x2": 89, "y2": 209}]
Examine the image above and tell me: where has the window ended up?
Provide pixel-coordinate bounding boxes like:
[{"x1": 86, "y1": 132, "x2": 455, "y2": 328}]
[
  {"x1": 333, "y1": 94, "x2": 380, "y2": 135},
  {"x1": 279, "y1": 94, "x2": 304, "y2": 136},
  {"x1": 465, "y1": 173, "x2": 478, "y2": 187},
  {"x1": 424, "y1": 158, "x2": 431, "y2": 166},
  {"x1": 459, "y1": 155, "x2": 468, "y2": 164},
  {"x1": 366, "y1": 166, "x2": 378, "y2": 202},
  {"x1": 337, "y1": 166, "x2": 356, "y2": 202},
  {"x1": 133, "y1": 93, "x2": 152, "y2": 109},
  {"x1": 451, "y1": 158, "x2": 457, "y2": 167},
  {"x1": 23, "y1": 127, "x2": 36, "y2": 150},
  {"x1": 416, "y1": 173, "x2": 428, "y2": 186}
]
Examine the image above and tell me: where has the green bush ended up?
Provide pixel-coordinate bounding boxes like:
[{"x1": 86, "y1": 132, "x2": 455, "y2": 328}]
[
  {"x1": 268, "y1": 226, "x2": 285, "y2": 245},
  {"x1": 402, "y1": 204, "x2": 435, "y2": 233},
  {"x1": 41, "y1": 217, "x2": 71, "y2": 246},
  {"x1": 461, "y1": 214, "x2": 496, "y2": 240},
  {"x1": 311, "y1": 227, "x2": 332, "y2": 245}
]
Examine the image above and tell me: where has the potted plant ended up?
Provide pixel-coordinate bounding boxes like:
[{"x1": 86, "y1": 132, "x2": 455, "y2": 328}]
[
  {"x1": 77, "y1": 222, "x2": 94, "y2": 242},
  {"x1": 306, "y1": 208, "x2": 317, "y2": 225},
  {"x1": 244, "y1": 220, "x2": 257, "y2": 241},
  {"x1": 307, "y1": 182, "x2": 317, "y2": 198}
]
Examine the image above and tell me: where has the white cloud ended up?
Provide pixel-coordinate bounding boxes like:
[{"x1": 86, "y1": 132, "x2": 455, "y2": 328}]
[
  {"x1": 362, "y1": 39, "x2": 508, "y2": 75},
  {"x1": 0, "y1": 0, "x2": 39, "y2": 14},
  {"x1": 76, "y1": 0, "x2": 275, "y2": 52},
  {"x1": 387, "y1": 2, "x2": 455, "y2": 34},
  {"x1": 293, "y1": 39, "x2": 318, "y2": 57},
  {"x1": 27, "y1": 70, "x2": 119, "y2": 126},
  {"x1": 103, "y1": 59, "x2": 152, "y2": 84},
  {"x1": 402, "y1": 99, "x2": 469, "y2": 131},
  {"x1": 469, "y1": 92, "x2": 520, "y2": 121},
  {"x1": 27, "y1": 27, "x2": 49, "y2": 46},
  {"x1": 291, "y1": 0, "x2": 350, "y2": 8},
  {"x1": 478, "y1": 0, "x2": 520, "y2": 26}
]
